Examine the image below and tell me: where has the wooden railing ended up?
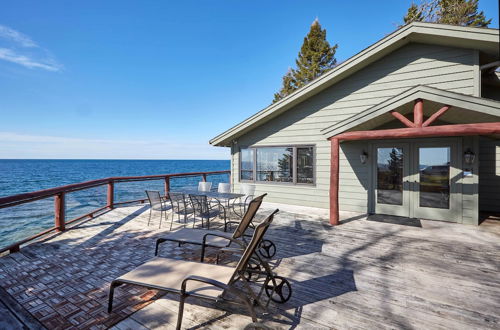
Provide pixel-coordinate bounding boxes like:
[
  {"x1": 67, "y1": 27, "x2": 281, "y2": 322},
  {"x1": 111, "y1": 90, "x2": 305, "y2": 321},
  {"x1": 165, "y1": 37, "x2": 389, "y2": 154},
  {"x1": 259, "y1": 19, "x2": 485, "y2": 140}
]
[{"x1": 0, "y1": 170, "x2": 230, "y2": 254}]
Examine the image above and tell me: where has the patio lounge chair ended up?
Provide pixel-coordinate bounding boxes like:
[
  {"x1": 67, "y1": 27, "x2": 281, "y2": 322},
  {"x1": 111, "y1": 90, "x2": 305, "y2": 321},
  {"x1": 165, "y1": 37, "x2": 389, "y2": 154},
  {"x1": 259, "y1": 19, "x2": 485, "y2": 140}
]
[
  {"x1": 154, "y1": 194, "x2": 276, "y2": 260},
  {"x1": 107, "y1": 210, "x2": 280, "y2": 330}
]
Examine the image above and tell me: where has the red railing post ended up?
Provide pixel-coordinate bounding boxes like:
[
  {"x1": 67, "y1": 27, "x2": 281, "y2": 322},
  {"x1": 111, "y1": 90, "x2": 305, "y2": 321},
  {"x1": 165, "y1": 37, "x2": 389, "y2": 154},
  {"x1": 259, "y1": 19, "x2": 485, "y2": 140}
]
[
  {"x1": 54, "y1": 193, "x2": 66, "y2": 232},
  {"x1": 202, "y1": 174, "x2": 207, "y2": 182},
  {"x1": 107, "y1": 181, "x2": 114, "y2": 209},
  {"x1": 164, "y1": 176, "x2": 170, "y2": 197}
]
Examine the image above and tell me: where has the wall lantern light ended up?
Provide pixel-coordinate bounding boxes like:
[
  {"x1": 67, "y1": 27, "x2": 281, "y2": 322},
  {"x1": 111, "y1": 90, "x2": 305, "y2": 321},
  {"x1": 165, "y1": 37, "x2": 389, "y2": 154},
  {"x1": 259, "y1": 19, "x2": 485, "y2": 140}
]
[
  {"x1": 360, "y1": 151, "x2": 368, "y2": 164},
  {"x1": 464, "y1": 149, "x2": 475, "y2": 165}
]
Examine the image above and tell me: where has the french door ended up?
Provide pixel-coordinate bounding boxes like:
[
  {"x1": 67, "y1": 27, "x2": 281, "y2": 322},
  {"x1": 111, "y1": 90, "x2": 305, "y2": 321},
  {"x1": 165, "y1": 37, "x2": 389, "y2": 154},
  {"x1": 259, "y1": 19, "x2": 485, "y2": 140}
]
[{"x1": 373, "y1": 139, "x2": 460, "y2": 221}]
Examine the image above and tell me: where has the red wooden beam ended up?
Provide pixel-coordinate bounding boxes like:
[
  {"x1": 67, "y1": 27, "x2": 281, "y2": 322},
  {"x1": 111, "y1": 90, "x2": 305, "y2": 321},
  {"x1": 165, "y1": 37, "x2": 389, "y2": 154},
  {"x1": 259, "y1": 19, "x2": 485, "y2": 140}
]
[
  {"x1": 335, "y1": 122, "x2": 500, "y2": 141},
  {"x1": 330, "y1": 138, "x2": 340, "y2": 226},
  {"x1": 414, "y1": 99, "x2": 424, "y2": 127},
  {"x1": 390, "y1": 111, "x2": 416, "y2": 128},
  {"x1": 422, "y1": 105, "x2": 451, "y2": 127}
]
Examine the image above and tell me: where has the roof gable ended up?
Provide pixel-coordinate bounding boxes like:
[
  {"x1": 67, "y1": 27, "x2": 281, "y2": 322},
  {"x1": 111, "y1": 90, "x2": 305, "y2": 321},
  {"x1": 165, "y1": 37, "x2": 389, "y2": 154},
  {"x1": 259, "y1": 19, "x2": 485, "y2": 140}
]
[
  {"x1": 210, "y1": 23, "x2": 499, "y2": 146},
  {"x1": 322, "y1": 85, "x2": 500, "y2": 137}
]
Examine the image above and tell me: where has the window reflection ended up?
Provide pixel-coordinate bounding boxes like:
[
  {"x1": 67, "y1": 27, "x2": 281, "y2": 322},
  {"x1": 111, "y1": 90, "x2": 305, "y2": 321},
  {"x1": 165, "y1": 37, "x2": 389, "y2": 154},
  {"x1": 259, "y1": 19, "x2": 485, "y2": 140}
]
[
  {"x1": 419, "y1": 147, "x2": 450, "y2": 209},
  {"x1": 297, "y1": 147, "x2": 314, "y2": 184},
  {"x1": 377, "y1": 148, "x2": 403, "y2": 205},
  {"x1": 256, "y1": 147, "x2": 293, "y2": 182},
  {"x1": 240, "y1": 148, "x2": 254, "y2": 181}
]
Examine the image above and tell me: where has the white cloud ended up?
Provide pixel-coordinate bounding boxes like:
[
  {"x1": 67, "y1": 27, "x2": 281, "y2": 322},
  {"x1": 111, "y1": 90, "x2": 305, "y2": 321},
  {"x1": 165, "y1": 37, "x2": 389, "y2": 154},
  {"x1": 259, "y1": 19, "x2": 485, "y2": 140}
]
[
  {"x1": 0, "y1": 24, "x2": 62, "y2": 71},
  {"x1": 0, "y1": 132, "x2": 230, "y2": 160},
  {"x1": 0, "y1": 25, "x2": 37, "y2": 48},
  {"x1": 0, "y1": 48, "x2": 61, "y2": 71}
]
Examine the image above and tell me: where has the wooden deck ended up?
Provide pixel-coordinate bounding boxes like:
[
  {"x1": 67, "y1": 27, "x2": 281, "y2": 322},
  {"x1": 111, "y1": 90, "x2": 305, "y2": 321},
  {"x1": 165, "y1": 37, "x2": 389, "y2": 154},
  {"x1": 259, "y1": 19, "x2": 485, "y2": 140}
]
[{"x1": 1, "y1": 203, "x2": 499, "y2": 329}]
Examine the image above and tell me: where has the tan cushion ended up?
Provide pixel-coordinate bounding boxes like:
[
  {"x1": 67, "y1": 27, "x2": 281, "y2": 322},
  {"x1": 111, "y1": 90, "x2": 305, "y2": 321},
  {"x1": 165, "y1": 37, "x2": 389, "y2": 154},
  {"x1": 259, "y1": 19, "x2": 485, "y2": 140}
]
[
  {"x1": 116, "y1": 257, "x2": 235, "y2": 299},
  {"x1": 164, "y1": 228, "x2": 232, "y2": 248}
]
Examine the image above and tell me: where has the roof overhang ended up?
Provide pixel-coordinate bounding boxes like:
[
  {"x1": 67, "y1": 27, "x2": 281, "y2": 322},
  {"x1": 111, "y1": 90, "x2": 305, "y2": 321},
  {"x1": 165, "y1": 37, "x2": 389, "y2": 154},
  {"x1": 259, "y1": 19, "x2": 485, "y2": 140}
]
[
  {"x1": 210, "y1": 22, "x2": 500, "y2": 147},
  {"x1": 322, "y1": 85, "x2": 500, "y2": 138}
]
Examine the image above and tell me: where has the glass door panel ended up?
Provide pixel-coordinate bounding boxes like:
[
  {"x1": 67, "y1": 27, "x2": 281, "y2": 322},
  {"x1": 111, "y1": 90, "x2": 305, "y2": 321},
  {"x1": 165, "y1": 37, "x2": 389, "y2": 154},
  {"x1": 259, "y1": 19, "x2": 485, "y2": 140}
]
[
  {"x1": 377, "y1": 148, "x2": 404, "y2": 205},
  {"x1": 413, "y1": 140, "x2": 460, "y2": 222},
  {"x1": 418, "y1": 147, "x2": 450, "y2": 209},
  {"x1": 374, "y1": 143, "x2": 409, "y2": 217}
]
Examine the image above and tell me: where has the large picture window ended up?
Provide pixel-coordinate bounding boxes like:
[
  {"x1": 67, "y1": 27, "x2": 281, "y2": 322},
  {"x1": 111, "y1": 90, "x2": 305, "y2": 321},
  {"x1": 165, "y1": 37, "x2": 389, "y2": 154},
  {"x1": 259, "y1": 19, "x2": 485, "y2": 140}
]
[{"x1": 240, "y1": 145, "x2": 314, "y2": 185}]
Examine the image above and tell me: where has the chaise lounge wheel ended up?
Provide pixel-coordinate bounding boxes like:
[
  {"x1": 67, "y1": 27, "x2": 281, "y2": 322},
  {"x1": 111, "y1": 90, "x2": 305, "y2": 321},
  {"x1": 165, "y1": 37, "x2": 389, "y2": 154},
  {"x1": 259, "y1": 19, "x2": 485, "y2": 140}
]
[
  {"x1": 243, "y1": 260, "x2": 262, "y2": 282},
  {"x1": 258, "y1": 240, "x2": 276, "y2": 259},
  {"x1": 264, "y1": 276, "x2": 292, "y2": 303}
]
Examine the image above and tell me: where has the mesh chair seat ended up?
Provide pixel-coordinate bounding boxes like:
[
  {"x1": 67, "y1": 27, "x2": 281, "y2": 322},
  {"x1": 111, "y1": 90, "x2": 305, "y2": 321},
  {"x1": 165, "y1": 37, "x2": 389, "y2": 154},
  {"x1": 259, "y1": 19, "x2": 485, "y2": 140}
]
[{"x1": 116, "y1": 257, "x2": 233, "y2": 299}]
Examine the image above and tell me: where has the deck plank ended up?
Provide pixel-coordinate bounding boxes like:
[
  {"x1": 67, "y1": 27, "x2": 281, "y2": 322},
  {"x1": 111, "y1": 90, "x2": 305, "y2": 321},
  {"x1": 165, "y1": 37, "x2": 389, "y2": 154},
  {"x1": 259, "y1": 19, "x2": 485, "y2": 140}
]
[{"x1": 0, "y1": 203, "x2": 499, "y2": 329}]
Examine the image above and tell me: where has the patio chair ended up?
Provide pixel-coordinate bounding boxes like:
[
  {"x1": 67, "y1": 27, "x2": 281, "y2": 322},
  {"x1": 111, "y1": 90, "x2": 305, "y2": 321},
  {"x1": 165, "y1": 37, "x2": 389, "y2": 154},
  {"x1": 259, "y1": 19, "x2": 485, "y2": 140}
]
[
  {"x1": 231, "y1": 184, "x2": 256, "y2": 217},
  {"x1": 108, "y1": 210, "x2": 280, "y2": 330},
  {"x1": 189, "y1": 194, "x2": 226, "y2": 230},
  {"x1": 217, "y1": 183, "x2": 231, "y2": 193},
  {"x1": 198, "y1": 181, "x2": 212, "y2": 192},
  {"x1": 154, "y1": 194, "x2": 276, "y2": 260},
  {"x1": 168, "y1": 192, "x2": 193, "y2": 225},
  {"x1": 145, "y1": 190, "x2": 172, "y2": 229}
]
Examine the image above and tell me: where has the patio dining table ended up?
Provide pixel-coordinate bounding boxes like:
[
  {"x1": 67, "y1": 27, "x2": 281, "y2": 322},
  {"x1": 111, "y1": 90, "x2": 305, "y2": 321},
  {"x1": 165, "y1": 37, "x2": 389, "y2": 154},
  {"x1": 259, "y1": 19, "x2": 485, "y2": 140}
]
[{"x1": 167, "y1": 189, "x2": 244, "y2": 201}]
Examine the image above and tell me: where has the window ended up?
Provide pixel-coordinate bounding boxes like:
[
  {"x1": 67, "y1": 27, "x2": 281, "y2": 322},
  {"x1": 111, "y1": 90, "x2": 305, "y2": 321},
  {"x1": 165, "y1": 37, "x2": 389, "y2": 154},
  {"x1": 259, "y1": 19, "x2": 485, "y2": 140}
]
[
  {"x1": 240, "y1": 148, "x2": 254, "y2": 181},
  {"x1": 240, "y1": 145, "x2": 314, "y2": 185}
]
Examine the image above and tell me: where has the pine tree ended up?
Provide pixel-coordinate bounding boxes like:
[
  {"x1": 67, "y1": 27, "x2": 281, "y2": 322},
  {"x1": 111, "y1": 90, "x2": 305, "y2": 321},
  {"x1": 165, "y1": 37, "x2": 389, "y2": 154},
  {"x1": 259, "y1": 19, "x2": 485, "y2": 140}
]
[
  {"x1": 437, "y1": 0, "x2": 491, "y2": 27},
  {"x1": 401, "y1": 0, "x2": 491, "y2": 27},
  {"x1": 273, "y1": 19, "x2": 338, "y2": 103},
  {"x1": 273, "y1": 68, "x2": 297, "y2": 103},
  {"x1": 404, "y1": 3, "x2": 424, "y2": 24}
]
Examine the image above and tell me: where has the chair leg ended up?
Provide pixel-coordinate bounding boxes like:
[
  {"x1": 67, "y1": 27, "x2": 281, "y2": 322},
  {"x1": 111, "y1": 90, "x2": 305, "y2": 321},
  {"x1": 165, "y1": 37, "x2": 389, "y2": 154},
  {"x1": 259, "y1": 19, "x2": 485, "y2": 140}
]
[
  {"x1": 107, "y1": 281, "x2": 122, "y2": 313},
  {"x1": 159, "y1": 209, "x2": 163, "y2": 229},
  {"x1": 169, "y1": 210, "x2": 174, "y2": 231},
  {"x1": 147, "y1": 209, "x2": 152, "y2": 227},
  {"x1": 176, "y1": 293, "x2": 188, "y2": 330}
]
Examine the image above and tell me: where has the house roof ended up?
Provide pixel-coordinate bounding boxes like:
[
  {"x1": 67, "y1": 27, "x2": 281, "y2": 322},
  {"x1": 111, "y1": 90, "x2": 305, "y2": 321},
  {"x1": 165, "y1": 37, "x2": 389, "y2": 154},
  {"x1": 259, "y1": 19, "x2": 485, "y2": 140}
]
[
  {"x1": 321, "y1": 85, "x2": 500, "y2": 137},
  {"x1": 209, "y1": 22, "x2": 499, "y2": 147}
]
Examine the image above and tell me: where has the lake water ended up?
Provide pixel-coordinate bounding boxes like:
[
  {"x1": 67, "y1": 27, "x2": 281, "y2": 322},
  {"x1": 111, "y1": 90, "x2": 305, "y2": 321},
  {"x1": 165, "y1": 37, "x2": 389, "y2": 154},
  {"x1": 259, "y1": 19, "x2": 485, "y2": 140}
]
[{"x1": 0, "y1": 159, "x2": 230, "y2": 249}]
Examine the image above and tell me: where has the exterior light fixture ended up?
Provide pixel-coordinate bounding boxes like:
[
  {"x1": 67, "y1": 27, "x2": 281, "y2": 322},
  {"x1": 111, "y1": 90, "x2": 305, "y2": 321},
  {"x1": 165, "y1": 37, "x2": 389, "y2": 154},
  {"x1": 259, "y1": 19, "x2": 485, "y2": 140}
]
[
  {"x1": 464, "y1": 149, "x2": 475, "y2": 165},
  {"x1": 360, "y1": 151, "x2": 368, "y2": 164}
]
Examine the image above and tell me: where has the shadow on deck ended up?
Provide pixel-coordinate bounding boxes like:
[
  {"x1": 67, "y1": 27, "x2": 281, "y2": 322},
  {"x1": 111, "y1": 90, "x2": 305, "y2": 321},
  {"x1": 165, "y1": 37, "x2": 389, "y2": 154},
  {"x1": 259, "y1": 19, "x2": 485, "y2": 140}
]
[{"x1": 0, "y1": 203, "x2": 499, "y2": 329}]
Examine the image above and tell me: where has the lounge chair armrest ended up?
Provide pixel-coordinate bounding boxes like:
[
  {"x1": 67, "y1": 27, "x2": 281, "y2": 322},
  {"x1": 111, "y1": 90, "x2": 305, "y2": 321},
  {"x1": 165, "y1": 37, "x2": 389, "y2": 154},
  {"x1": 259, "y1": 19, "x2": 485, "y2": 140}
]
[
  {"x1": 180, "y1": 275, "x2": 229, "y2": 294},
  {"x1": 202, "y1": 232, "x2": 245, "y2": 249}
]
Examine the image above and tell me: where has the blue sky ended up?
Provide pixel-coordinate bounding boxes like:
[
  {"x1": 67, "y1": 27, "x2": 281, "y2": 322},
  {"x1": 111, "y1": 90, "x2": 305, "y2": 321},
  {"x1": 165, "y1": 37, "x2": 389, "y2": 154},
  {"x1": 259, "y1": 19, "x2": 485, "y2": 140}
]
[{"x1": 0, "y1": 1, "x2": 498, "y2": 159}]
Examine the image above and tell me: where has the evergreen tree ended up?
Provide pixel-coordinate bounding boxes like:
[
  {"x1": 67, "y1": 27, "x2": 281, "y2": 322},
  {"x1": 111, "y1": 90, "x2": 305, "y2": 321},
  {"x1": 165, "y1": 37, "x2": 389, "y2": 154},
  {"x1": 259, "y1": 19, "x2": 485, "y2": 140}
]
[
  {"x1": 401, "y1": 0, "x2": 491, "y2": 27},
  {"x1": 273, "y1": 68, "x2": 297, "y2": 103},
  {"x1": 404, "y1": 3, "x2": 424, "y2": 24},
  {"x1": 273, "y1": 19, "x2": 338, "y2": 103},
  {"x1": 437, "y1": 0, "x2": 491, "y2": 27}
]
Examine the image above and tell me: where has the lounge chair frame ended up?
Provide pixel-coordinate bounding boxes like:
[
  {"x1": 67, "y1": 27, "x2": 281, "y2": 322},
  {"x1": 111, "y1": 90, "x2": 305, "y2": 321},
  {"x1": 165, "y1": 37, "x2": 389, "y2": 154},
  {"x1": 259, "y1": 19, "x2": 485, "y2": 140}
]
[{"x1": 108, "y1": 210, "x2": 280, "y2": 330}]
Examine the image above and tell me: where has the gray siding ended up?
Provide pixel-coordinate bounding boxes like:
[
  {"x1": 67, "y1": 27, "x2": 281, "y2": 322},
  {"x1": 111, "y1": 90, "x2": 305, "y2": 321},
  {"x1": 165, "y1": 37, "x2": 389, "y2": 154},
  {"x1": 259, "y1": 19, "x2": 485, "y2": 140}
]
[
  {"x1": 232, "y1": 43, "x2": 475, "y2": 210},
  {"x1": 479, "y1": 136, "x2": 500, "y2": 213}
]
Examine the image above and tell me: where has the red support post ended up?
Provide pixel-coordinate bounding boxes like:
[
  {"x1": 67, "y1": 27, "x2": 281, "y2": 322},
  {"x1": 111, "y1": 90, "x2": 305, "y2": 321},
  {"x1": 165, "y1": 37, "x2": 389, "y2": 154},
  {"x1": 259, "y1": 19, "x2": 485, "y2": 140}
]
[
  {"x1": 54, "y1": 193, "x2": 65, "y2": 232},
  {"x1": 414, "y1": 99, "x2": 424, "y2": 127},
  {"x1": 164, "y1": 176, "x2": 170, "y2": 197},
  {"x1": 107, "y1": 182, "x2": 114, "y2": 209},
  {"x1": 202, "y1": 174, "x2": 207, "y2": 182},
  {"x1": 330, "y1": 138, "x2": 340, "y2": 226}
]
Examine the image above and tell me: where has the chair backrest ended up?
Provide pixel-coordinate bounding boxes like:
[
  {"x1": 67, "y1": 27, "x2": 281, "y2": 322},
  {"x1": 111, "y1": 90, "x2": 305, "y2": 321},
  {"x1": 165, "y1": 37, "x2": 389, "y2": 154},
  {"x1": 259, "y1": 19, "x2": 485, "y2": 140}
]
[
  {"x1": 232, "y1": 194, "x2": 267, "y2": 239},
  {"x1": 198, "y1": 181, "x2": 213, "y2": 192},
  {"x1": 168, "y1": 192, "x2": 186, "y2": 211},
  {"x1": 189, "y1": 194, "x2": 209, "y2": 213},
  {"x1": 240, "y1": 184, "x2": 256, "y2": 196},
  {"x1": 217, "y1": 183, "x2": 231, "y2": 193},
  {"x1": 231, "y1": 209, "x2": 279, "y2": 279},
  {"x1": 145, "y1": 190, "x2": 163, "y2": 210}
]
